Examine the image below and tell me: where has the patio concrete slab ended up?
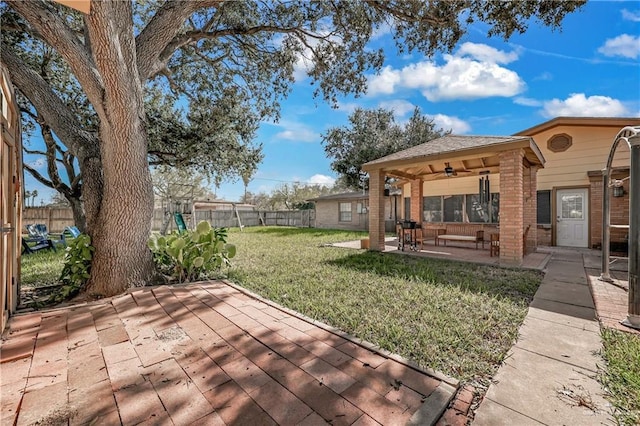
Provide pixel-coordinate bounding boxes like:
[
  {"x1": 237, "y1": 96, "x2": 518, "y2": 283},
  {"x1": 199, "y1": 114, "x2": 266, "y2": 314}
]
[{"x1": 1, "y1": 280, "x2": 457, "y2": 426}]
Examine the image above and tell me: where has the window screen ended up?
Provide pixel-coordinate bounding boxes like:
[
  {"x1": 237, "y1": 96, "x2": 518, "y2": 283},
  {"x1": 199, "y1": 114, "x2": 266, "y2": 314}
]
[
  {"x1": 443, "y1": 195, "x2": 463, "y2": 222},
  {"x1": 490, "y1": 193, "x2": 500, "y2": 223},
  {"x1": 423, "y1": 196, "x2": 442, "y2": 222},
  {"x1": 537, "y1": 190, "x2": 551, "y2": 224},
  {"x1": 404, "y1": 197, "x2": 411, "y2": 220}
]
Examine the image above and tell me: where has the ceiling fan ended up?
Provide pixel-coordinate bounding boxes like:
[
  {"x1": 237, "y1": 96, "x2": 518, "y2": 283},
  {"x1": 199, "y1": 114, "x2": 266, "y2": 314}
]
[{"x1": 427, "y1": 162, "x2": 474, "y2": 178}]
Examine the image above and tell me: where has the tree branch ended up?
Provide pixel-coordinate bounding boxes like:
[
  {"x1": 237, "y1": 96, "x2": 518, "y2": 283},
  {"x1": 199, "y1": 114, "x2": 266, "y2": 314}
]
[
  {"x1": 1, "y1": 48, "x2": 99, "y2": 160},
  {"x1": 136, "y1": 0, "x2": 222, "y2": 81},
  {"x1": 6, "y1": 0, "x2": 104, "y2": 105}
]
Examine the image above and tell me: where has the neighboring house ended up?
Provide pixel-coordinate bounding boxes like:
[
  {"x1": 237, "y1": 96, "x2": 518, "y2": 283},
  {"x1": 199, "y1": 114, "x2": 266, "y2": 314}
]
[
  {"x1": 1, "y1": 65, "x2": 23, "y2": 331},
  {"x1": 310, "y1": 191, "x2": 400, "y2": 232},
  {"x1": 362, "y1": 116, "x2": 640, "y2": 265}
]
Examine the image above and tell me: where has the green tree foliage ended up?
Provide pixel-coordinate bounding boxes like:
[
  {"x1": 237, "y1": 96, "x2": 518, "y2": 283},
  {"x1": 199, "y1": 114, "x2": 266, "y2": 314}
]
[
  {"x1": 322, "y1": 107, "x2": 447, "y2": 189},
  {"x1": 151, "y1": 166, "x2": 216, "y2": 203},
  {"x1": 242, "y1": 182, "x2": 335, "y2": 210},
  {"x1": 1, "y1": 0, "x2": 585, "y2": 296}
]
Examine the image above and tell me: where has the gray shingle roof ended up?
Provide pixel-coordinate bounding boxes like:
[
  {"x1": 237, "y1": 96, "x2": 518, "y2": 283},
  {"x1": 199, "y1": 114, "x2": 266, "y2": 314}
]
[{"x1": 364, "y1": 135, "x2": 531, "y2": 167}]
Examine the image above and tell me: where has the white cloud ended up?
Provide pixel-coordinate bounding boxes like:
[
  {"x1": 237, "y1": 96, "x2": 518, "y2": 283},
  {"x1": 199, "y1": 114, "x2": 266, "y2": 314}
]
[
  {"x1": 378, "y1": 99, "x2": 414, "y2": 117},
  {"x1": 307, "y1": 174, "x2": 335, "y2": 186},
  {"x1": 371, "y1": 21, "x2": 393, "y2": 40},
  {"x1": 542, "y1": 93, "x2": 628, "y2": 118},
  {"x1": 429, "y1": 114, "x2": 471, "y2": 134},
  {"x1": 273, "y1": 120, "x2": 318, "y2": 143},
  {"x1": 597, "y1": 34, "x2": 640, "y2": 59},
  {"x1": 514, "y1": 97, "x2": 543, "y2": 107},
  {"x1": 336, "y1": 101, "x2": 360, "y2": 114},
  {"x1": 367, "y1": 42, "x2": 525, "y2": 101},
  {"x1": 27, "y1": 158, "x2": 46, "y2": 169},
  {"x1": 368, "y1": 66, "x2": 401, "y2": 95},
  {"x1": 622, "y1": 9, "x2": 640, "y2": 22},
  {"x1": 456, "y1": 42, "x2": 519, "y2": 64},
  {"x1": 533, "y1": 72, "x2": 553, "y2": 81}
]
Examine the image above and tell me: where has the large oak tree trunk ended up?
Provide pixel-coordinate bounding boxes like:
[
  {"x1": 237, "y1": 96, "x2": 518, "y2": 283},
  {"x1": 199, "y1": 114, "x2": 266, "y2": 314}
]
[{"x1": 83, "y1": 2, "x2": 156, "y2": 297}]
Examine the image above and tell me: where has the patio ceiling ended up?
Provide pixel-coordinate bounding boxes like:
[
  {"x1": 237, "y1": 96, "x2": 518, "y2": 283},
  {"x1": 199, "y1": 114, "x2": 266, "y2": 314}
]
[{"x1": 362, "y1": 135, "x2": 545, "y2": 182}]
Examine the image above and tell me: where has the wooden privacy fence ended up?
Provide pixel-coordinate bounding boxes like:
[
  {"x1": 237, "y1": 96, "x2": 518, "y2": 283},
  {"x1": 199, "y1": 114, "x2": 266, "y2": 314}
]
[
  {"x1": 25, "y1": 207, "x2": 315, "y2": 233},
  {"x1": 22, "y1": 207, "x2": 74, "y2": 233}
]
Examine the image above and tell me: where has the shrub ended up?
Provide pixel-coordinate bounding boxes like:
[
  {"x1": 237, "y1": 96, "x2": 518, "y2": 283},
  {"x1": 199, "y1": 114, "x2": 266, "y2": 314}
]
[
  {"x1": 148, "y1": 221, "x2": 236, "y2": 283},
  {"x1": 56, "y1": 233, "x2": 94, "y2": 301}
]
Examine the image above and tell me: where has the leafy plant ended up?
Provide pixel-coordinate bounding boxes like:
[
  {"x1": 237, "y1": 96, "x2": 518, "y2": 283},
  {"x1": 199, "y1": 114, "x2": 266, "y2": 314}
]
[
  {"x1": 56, "y1": 233, "x2": 94, "y2": 302},
  {"x1": 148, "y1": 221, "x2": 236, "y2": 283}
]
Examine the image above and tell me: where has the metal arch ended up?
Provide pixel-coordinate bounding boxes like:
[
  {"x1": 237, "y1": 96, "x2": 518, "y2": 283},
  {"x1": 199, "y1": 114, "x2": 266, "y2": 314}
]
[{"x1": 600, "y1": 125, "x2": 640, "y2": 329}]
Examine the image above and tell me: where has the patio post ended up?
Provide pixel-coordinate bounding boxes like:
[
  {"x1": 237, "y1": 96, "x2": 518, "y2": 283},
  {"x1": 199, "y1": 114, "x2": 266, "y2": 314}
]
[
  {"x1": 523, "y1": 165, "x2": 538, "y2": 254},
  {"x1": 499, "y1": 149, "x2": 525, "y2": 265},
  {"x1": 368, "y1": 169, "x2": 386, "y2": 251},
  {"x1": 625, "y1": 132, "x2": 640, "y2": 328},
  {"x1": 410, "y1": 179, "x2": 423, "y2": 224}
]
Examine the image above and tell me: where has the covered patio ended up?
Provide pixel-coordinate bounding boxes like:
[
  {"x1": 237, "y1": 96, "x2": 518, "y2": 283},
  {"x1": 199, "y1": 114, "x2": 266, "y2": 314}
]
[{"x1": 363, "y1": 135, "x2": 546, "y2": 266}]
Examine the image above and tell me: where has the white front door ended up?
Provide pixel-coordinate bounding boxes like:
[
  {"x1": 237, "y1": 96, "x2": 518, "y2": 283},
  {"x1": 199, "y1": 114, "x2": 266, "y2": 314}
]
[{"x1": 556, "y1": 188, "x2": 589, "y2": 247}]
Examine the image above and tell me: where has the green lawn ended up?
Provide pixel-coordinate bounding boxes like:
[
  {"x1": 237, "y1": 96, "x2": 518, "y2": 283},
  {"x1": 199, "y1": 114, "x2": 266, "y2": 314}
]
[
  {"x1": 599, "y1": 328, "x2": 640, "y2": 426},
  {"x1": 226, "y1": 227, "x2": 542, "y2": 385},
  {"x1": 20, "y1": 248, "x2": 65, "y2": 288},
  {"x1": 19, "y1": 225, "x2": 639, "y2": 411}
]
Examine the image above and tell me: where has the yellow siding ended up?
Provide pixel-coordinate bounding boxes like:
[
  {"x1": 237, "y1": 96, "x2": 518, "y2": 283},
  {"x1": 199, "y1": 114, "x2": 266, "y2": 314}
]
[{"x1": 531, "y1": 125, "x2": 630, "y2": 190}]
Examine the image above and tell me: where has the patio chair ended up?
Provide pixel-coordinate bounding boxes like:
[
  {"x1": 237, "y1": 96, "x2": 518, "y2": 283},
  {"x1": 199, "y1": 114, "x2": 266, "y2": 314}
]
[
  {"x1": 61, "y1": 226, "x2": 82, "y2": 245},
  {"x1": 25, "y1": 223, "x2": 65, "y2": 249},
  {"x1": 21, "y1": 236, "x2": 55, "y2": 255}
]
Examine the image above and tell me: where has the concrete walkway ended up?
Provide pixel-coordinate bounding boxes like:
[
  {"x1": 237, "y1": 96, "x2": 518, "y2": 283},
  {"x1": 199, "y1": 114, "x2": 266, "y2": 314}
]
[{"x1": 474, "y1": 248, "x2": 614, "y2": 425}]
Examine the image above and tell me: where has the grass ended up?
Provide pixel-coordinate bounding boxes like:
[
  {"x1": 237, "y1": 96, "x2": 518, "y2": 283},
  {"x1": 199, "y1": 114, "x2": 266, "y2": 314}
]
[
  {"x1": 599, "y1": 327, "x2": 640, "y2": 426},
  {"x1": 226, "y1": 226, "x2": 542, "y2": 384},
  {"x1": 20, "y1": 248, "x2": 65, "y2": 288},
  {"x1": 19, "y1": 225, "x2": 640, "y2": 414}
]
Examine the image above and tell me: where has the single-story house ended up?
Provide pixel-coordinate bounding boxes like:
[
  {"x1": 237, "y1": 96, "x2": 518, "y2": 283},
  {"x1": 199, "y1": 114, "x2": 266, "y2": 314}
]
[
  {"x1": 362, "y1": 116, "x2": 640, "y2": 265},
  {"x1": 309, "y1": 190, "x2": 401, "y2": 232}
]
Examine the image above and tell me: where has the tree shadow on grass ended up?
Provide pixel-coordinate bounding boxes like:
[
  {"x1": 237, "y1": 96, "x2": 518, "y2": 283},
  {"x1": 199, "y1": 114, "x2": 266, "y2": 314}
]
[{"x1": 325, "y1": 251, "x2": 543, "y2": 305}]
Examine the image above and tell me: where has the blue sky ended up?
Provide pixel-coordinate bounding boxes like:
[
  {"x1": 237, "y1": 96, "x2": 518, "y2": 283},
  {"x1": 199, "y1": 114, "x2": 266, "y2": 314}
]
[{"x1": 23, "y1": 1, "x2": 640, "y2": 204}]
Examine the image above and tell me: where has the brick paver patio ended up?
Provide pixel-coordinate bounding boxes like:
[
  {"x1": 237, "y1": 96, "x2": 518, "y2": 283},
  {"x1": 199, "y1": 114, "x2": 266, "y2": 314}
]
[{"x1": 1, "y1": 281, "x2": 458, "y2": 425}]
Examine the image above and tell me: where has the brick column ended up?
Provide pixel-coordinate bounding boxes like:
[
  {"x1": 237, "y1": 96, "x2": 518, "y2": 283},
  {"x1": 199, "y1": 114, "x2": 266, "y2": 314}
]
[
  {"x1": 522, "y1": 165, "x2": 538, "y2": 255},
  {"x1": 499, "y1": 149, "x2": 525, "y2": 265},
  {"x1": 589, "y1": 173, "x2": 603, "y2": 249},
  {"x1": 410, "y1": 179, "x2": 423, "y2": 224},
  {"x1": 368, "y1": 169, "x2": 386, "y2": 251}
]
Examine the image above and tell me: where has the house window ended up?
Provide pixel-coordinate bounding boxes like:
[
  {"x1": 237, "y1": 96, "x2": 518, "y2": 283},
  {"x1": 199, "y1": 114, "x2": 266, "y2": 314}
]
[
  {"x1": 443, "y1": 195, "x2": 464, "y2": 222},
  {"x1": 465, "y1": 193, "x2": 500, "y2": 223},
  {"x1": 490, "y1": 193, "x2": 500, "y2": 223},
  {"x1": 466, "y1": 194, "x2": 486, "y2": 223},
  {"x1": 339, "y1": 202, "x2": 352, "y2": 222},
  {"x1": 537, "y1": 190, "x2": 551, "y2": 224},
  {"x1": 423, "y1": 196, "x2": 442, "y2": 222},
  {"x1": 404, "y1": 197, "x2": 411, "y2": 220}
]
